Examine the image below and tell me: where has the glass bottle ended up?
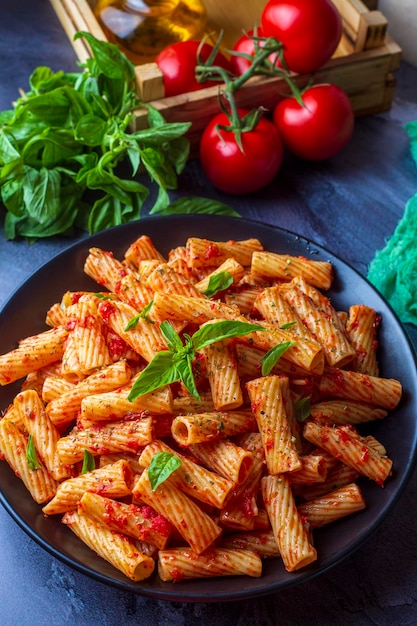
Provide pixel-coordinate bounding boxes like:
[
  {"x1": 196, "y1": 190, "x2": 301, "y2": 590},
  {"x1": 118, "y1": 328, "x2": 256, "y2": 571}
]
[{"x1": 94, "y1": 0, "x2": 208, "y2": 65}]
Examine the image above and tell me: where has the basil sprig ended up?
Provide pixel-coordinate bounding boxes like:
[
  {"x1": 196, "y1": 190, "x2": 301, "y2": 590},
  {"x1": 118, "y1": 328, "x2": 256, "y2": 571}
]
[
  {"x1": 128, "y1": 319, "x2": 265, "y2": 401},
  {"x1": 0, "y1": 32, "x2": 238, "y2": 240}
]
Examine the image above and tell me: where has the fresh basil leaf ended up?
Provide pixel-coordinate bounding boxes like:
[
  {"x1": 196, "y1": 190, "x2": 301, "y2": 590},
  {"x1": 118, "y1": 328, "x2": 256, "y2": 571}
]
[
  {"x1": 148, "y1": 451, "x2": 182, "y2": 491},
  {"x1": 88, "y1": 194, "x2": 123, "y2": 233},
  {"x1": 160, "y1": 321, "x2": 183, "y2": 351},
  {"x1": 128, "y1": 351, "x2": 179, "y2": 400},
  {"x1": 73, "y1": 152, "x2": 99, "y2": 184},
  {"x1": 94, "y1": 293, "x2": 113, "y2": 300},
  {"x1": 75, "y1": 114, "x2": 108, "y2": 146},
  {"x1": 26, "y1": 434, "x2": 41, "y2": 470},
  {"x1": 81, "y1": 449, "x2": 96, "y2": 474},
  {"x1": 130, "y1": 122, "x2": 192, "y2": 145},
  {"x1": 1, "y1": 178, "x2": 24, "y2": 216},
  {"x1": 125, "y1": 300, "x2": 154, "y2": 330},
  {"x1": 156, "y1": 196, "x2": 240, "y2": 217},
  {"x1": 0, "y1": 130, "x2": 21, "y2": 164},
  {"x1": 29, "y1": 66, "x2": 61, "y2": 92},
  {"x1": 0, "y1": 110, "x2": 14, "y2": 125},
  {"x1": 192, "y1": 320, "x2": 265, "y2": 351},
  {"x1": 23, "y1": 88, "x2": 74, "y2": 127},
  {"x1": 145, "y1": 105, "x2": 167, "y2": 128},
  {"x1": 127, "y1": 145, "x2": 141, "y2": 176},
  {"x1": 4, "y1": 179, "x2": 82, "y2": 238},
  {"x1": 74, "y1": 31, "x2": 135, "y2": 83},
  {"x1": 22, "y1": 167, "x2": 61, "y2": 223},
  {"x1": 125, "y1": 314, "x2": 141, "y2": 331},
  {"x1": 203, "y1": 271, "x2": 234, "y2": 298},
  {"x1": 261, "y1": 341, "x2": 295, "y2": 376},
  {"x1": 176, "y1": 353, "x2": 200, "y2": 400},
  {"x1": 295, "y1": 396, "x2": 311, "y2": 422},
  {"x1": 165, "y1": 136, "x2": 190, "y2": 175},
  {"x1": 140, "y1": 145, "x2": 177, "y2": 192},
  {"x1": 149, "y1": 185, "x2": 171, "y2": 215},
  {"x1": 22, "y1": 129, "x2": 82, "y2": 169},
  {"x1": 280, "y1": 321, "x2": 297, "y2": 330}
]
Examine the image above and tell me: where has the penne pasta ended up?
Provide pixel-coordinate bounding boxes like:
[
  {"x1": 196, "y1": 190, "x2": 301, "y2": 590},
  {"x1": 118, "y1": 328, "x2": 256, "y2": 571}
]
[
  {"x1": 0, "y1": 326, "x2": 68, "y2": 385},
  {"x1": 189, "y1": 439, "x2": 254, "y2": 485},
  {"x1": 14, "y1": 389, "x2": 71, "y2": 481},
  {"x1": 171, "y1": 409, "x2": 256, "y2": 446},
  {"x1": 42, "y1": 459, "x2": 134, "y2": 515},
  {"x1": 186, "y1": 237, "x2": 263, "y2": 270},
  {"x1": 202, "y1": 339, "x2": 243, "y2": 410},
  {"x1": 317, "y1": 367, "x2": 402, "y2": 410},
  {"x1": 56, "y1": 415, "x2": 154, "y2": 464},
  {"x1": 133, "y1": 469, "x2": 222, "y2": 554},
  {"x1": 345, "y1": 304, "x2": 380, "y2": 376},
  {"x1": 297, "y1": 483, "x2": 366, "y2": 528},
  {"x1": 63, "y1": 508, "x2": 155, "y2": 581},
  {"x1": 246, "y1": 375, "x2": 301, "y2": 474},
  {"x1": 83, "y1": 247, "x2": 135, "y2": 292},
  {"x1": 46, "y1": 360, "x2": 132, "y2": 430},
  {"x1": 279, "y1": 280, "x2": 356, "y2": 368},
  {"x1": 309, "y1": 399, "x2": 387, "y2": 425},
  {"x1": 124, "y1": 234, "x2": 166, "y2": 268},
  {"x1": 303, "y1": 421, "x2": 392, "y2": 486},
  {"x1": 261, "y1": 474, "x2": 317, "y2": 572},
  {"x1": 78, "y1": 491, "x2": 172, "y2": 549},
  {"x1": 0, "y1": 418, "x2": 58, "y2": 504},
  {"x1": 139, "y1": 439, "x2": 235, "y2": 509},
  {"x1": 220, "y1": 531, "x2": 280, "y2": 559},
  {"x1": 0, "y1": 231, "x2": 404, "y2": 585},
  {"x1": 158, "y1": 547, "x2": 262, "y2": 581},
  {"x1": 251, "y1": 251, "x2": 333, "y2": 290}
]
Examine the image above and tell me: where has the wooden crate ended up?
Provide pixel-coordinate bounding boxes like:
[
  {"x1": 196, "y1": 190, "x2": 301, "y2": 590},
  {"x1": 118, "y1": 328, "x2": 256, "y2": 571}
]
[{"x1": 49, "y1": 0, "x2": 401, "y2": 155}]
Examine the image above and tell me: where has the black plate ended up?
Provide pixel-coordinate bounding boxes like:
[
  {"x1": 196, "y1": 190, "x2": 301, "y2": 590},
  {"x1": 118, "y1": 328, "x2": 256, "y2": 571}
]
[{"x1": 1, "y1": 215, "x2": 416, "y2": 602}]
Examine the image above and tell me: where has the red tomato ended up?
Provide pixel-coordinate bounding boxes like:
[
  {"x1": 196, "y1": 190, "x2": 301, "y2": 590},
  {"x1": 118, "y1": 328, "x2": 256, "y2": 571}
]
[
  {"x1": 200, "y1": 110, "x2": 283, "y2": 194},
  {"x1": 273, "y1": 84, "x2": 354, "y2": 161},
  {"x1": 156, "y1": 41, "x2": 231, "y2": 97},
  {"x1": 230, "y1": 28, "x2": 280, "y2": 76},
  {"x1": 261, "y1": 0, "x2": 342, "y2": 74}
]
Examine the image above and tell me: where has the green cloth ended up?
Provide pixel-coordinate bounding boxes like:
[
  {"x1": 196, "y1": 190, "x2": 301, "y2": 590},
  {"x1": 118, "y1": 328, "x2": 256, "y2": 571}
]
[
  {"x1": 368, "y1": 194, "x2": 417, "y2": 325},
  {"x1": 367, "y1": 122, "x2": 417, "y2": 325}
]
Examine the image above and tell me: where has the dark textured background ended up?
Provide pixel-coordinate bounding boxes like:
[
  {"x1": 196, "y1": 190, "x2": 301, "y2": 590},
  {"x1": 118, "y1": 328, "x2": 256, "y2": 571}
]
[{"x1": 1, "y1": 1, "x2": 417, "y2": 624}]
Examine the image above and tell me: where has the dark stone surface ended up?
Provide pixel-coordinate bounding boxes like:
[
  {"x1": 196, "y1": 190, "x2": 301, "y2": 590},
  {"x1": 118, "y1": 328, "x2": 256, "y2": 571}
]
[{"x1": 1, "y1": 1, "x2": 417, "y2": 624}]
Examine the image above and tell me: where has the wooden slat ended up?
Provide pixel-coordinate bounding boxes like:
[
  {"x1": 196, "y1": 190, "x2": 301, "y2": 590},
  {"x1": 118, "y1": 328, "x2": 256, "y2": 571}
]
[
  {"x1": 333, "y1": 0, "x2": 387, "y2": 50},
  {"x1": 49, "y1": 0, "x2": 91, "y2": 63}
]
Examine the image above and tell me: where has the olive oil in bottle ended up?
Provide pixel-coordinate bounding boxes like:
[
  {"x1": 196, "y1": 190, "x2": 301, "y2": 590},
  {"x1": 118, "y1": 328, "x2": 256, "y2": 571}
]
[{"x1": 94, "y1": 0, "x2": 208, "y2": 64}]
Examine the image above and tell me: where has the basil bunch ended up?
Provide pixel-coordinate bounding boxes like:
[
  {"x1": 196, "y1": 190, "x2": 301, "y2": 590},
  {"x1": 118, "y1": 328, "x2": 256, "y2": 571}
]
[
  {"x1": 0, "y1": 31, "x2": 237, "y2": 239},
  {"x1": 128, "y1": 318, "x2": 294, "y2": 402}
]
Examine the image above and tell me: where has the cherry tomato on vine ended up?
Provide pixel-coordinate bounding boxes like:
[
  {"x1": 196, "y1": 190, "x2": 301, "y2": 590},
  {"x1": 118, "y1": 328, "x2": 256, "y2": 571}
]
[
  {"x1": 200, "y1": 109, "x2": 283, "y2": 194},
  {"x1": 156, "y1": 40, "x2": 231, "y2": 97},
  {"x1": 261, "y1": 0, "x2": 342, "y2": 74},
  {"x1": 230, "y1": 28, "x2": 280, "y2": 77},
  {"x1": 273, "y1": 84, "x2": 354, "y2": 161}
]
